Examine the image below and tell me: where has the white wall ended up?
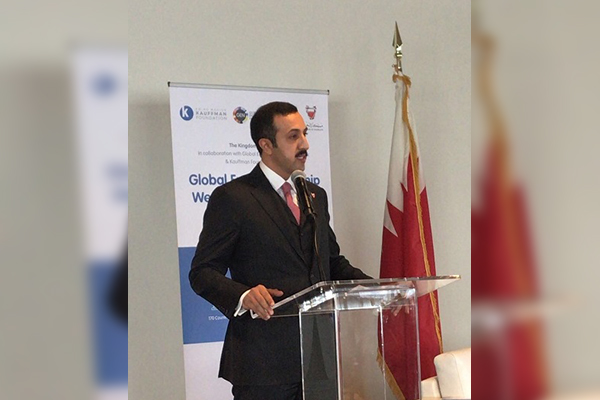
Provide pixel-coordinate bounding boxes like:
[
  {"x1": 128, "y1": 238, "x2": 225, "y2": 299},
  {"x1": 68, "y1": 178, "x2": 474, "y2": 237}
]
[{"x1": 129, "y1": 1, "x2": 471, "y2": 399}]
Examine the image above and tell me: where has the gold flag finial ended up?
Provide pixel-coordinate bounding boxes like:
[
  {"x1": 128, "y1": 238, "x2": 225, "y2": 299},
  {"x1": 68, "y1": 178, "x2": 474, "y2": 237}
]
[{"x1": 393, "y1": 22, "x2": 403, "y2": 74}]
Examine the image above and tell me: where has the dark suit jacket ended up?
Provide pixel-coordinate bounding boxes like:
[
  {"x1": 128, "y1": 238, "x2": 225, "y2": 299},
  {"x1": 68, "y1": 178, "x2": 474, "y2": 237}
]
[{"x1": 189, "y1": 164, "x2": 369, "y2": 386}]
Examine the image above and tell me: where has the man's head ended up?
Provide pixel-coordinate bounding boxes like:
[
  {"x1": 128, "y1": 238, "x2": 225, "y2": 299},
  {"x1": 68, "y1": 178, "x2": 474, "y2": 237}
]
[
  {"x1": 251, "y1": 101, "x2": 309, "y2": 179},
  {"x1": 251, "y1": 102, "x2": 298, "y2": 154}
]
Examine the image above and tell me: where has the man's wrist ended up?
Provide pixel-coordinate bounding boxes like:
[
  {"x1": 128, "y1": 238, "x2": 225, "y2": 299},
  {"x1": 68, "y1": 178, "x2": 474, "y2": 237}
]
[{"x1": 233, "y1": 289, "x2": 251, "y2": 317}]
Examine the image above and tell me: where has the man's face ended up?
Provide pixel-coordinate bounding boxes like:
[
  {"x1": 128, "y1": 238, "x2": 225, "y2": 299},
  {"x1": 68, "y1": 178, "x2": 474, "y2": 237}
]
[{"x1": 265, "y1": 112, "x2": 309, "y2": 179}]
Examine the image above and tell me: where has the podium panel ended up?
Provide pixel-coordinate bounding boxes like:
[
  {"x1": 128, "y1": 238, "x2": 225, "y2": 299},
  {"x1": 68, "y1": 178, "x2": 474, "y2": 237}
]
[{"x1": 272, "y1": 276, "x2": 459, "y2": 400}]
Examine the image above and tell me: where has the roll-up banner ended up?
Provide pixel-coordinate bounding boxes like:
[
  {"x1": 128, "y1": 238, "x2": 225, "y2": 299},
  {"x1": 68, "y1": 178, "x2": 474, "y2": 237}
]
[
  {"x1": 72, "y1": 46, "x2": 128, "y2": 400},
  {"x1": 168, "y1": 83, "x2": 332, "y2": 399}
]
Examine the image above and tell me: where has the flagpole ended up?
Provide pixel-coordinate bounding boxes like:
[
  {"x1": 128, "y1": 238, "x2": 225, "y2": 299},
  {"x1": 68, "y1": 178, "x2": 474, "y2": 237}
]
[
  {"x1": 381, "y1": 23, "x2": 444, "y2": 399},
  {"x1": 393, "y1": 21, "x2": 403, "y2": 77},
  {"x1": 394, "y1": 21, "x2": 443, "y2": 350}
]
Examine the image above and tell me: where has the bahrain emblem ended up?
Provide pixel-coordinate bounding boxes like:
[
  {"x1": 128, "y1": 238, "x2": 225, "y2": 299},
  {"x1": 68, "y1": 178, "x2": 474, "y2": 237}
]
[{"x1": 305, "y1": 105, "x2": 317, "y2": 120}]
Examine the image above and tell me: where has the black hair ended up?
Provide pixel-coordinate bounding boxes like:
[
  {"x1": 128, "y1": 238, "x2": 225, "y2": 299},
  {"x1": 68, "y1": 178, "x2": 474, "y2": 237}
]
[{"x1": 250, "y1": 101, "x2": 298, "y2": 155}]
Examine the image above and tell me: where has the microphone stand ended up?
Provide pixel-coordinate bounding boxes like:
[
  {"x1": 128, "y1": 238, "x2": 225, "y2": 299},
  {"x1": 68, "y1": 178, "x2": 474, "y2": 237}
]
[
  {"x1": 307, "y1": 213, "x2": 325, "y2": 282},
  {"x1": 294, "y1": 173, "x2": 326, "y2": 282}
]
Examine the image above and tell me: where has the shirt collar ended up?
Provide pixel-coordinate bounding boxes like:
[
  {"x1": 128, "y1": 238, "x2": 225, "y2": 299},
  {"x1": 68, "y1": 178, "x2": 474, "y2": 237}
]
[{"x1": 259, "y1": 161, "x2": 295, "y2": 194}]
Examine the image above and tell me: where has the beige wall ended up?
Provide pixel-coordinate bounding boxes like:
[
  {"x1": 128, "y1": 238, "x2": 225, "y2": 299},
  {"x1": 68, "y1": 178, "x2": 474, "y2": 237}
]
[{"x1": 129, "y1": 1, "x2": 471, "y2": 399}]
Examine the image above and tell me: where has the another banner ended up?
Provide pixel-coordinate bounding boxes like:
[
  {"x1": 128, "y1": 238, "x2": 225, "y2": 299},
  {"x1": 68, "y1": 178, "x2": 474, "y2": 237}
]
[{"x1": 71, "y1": 46, "x2": 129, "y2": 400}]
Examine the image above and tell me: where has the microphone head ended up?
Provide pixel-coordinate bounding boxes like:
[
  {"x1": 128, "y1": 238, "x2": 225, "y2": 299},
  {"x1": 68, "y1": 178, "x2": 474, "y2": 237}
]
[{"x1": 290, "y1": 170, "x2": 306, "y2": 182}]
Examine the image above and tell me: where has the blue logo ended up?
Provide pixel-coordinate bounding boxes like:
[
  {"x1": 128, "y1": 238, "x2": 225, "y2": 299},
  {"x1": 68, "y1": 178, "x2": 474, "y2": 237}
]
[
  {"x1": 180, "y1": 106, "x2": 194, "y2": 121},
  {"x1": 92, "y1": 73, "x2": 117, "y2": 97}
]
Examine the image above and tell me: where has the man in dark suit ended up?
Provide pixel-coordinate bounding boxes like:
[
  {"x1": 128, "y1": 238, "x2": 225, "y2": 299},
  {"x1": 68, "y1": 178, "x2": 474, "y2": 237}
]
[{"x1": 190, "y1": 101, "x2": 370, "y2": 400}]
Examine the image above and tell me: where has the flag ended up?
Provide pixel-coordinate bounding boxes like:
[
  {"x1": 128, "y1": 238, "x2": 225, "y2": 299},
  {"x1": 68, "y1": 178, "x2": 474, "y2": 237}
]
[
  {"x1": 379, "y1": 72, "x2": 442, "y2": 400},
  {"x1": 471, "y1": 27, "x2": 548, "y2": 399},
  {"x1": 472, "y1": 130, "x2": 540, "y2": 300},
  {"x1": 471, "y1": 127, "x2": 549, "y2": 400}
]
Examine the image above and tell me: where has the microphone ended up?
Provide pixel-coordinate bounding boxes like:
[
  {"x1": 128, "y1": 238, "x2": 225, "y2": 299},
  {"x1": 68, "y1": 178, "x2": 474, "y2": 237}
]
[{"x1": 291, "y1": 170, "x2": 316, "y2": 218}]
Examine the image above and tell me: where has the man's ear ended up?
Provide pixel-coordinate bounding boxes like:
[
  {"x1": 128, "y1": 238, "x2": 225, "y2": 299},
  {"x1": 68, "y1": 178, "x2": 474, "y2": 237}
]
[{"x1": 259, "y1": 138, "x2": 273, "y2": 155}]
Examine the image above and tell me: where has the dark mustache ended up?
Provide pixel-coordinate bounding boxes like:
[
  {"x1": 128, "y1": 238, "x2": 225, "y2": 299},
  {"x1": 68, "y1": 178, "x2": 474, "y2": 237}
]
[{"x1": 295, "y1": 150, "x2": 308, "y2": 157}]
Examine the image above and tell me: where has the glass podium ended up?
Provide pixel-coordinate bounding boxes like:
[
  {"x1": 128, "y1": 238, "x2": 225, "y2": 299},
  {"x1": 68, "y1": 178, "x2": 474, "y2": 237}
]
[{"x1": 271, "y1": 276, "x2": 460, "y2": 400}]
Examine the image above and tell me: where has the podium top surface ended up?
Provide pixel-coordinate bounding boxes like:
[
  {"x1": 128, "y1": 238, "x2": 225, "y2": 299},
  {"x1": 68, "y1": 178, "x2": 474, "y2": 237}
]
[{"x1": 271, "y1": 275, "x2": 460, "y2": 316}]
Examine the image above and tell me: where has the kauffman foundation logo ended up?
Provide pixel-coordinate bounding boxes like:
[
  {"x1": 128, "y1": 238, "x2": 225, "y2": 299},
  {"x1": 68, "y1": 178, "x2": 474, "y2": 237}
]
[
  {"x1": 180, "y1": 105, "x2": 194, "y2": 121},
  {"x1": 305, "y1": 105, "x2": 317, "y2": 120}
]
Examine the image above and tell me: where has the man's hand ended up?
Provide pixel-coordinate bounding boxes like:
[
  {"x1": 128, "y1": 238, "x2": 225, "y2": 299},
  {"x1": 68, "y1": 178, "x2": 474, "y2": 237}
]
[{"x1": 242, "y1": 285, "x2": 284, "y2": 320}]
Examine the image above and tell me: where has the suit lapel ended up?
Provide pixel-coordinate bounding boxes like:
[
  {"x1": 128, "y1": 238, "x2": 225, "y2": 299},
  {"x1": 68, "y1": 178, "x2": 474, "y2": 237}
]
[{"x1": 247, "y1": 166, "x2": 307, "y2": 264}]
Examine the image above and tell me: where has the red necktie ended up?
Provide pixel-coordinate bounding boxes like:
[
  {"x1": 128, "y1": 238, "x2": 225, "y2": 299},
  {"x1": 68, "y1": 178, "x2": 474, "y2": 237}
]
[{"x1": 281, "y1": 182, "x2": 300, "y2": 224}]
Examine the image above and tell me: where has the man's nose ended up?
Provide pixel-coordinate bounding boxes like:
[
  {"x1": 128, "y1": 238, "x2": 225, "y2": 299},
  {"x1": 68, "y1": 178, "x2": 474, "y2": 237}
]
[{"x1": 301, "y1": 133, "x2": 310, "y2": 149}]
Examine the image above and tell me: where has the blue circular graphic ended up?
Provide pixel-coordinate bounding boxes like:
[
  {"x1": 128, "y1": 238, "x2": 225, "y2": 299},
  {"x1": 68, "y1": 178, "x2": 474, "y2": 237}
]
[
  {"x1": 92, "y1": 73, "x2": 117, "y2": 97},
  {"x1": 180, "y1": 106, "x2": 194, "y2": 121}
]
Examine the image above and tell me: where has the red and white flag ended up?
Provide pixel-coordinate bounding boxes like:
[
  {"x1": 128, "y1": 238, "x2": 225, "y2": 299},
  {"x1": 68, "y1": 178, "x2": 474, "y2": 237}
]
[
  {"x1": 471, "y1": 128, "x2": 549, "y2": 400},
  {"x1": 379, "y1": 73, "x2": 442, "y2": 400}
]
